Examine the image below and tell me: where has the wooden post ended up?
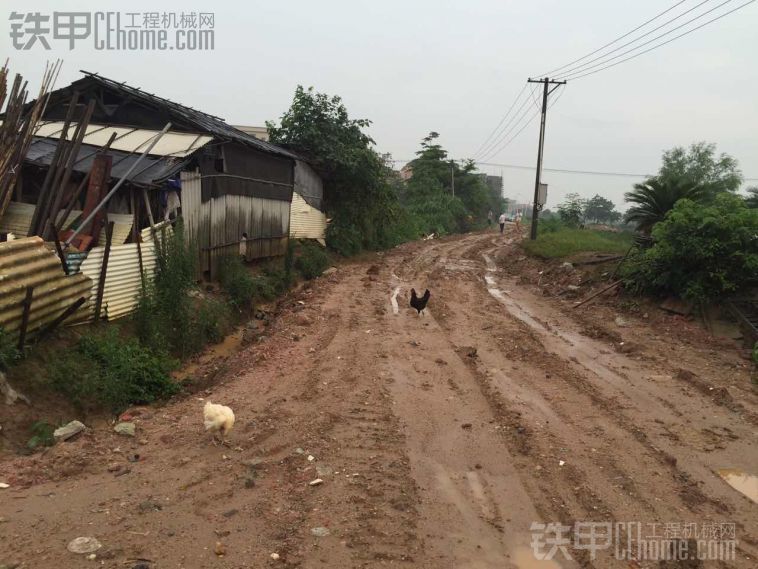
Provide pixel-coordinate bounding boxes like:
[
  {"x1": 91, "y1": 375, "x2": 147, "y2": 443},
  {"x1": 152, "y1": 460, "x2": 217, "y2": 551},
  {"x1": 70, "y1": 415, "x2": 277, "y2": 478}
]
[
  {"x1": 52, "y1": 226, "x2": 69, "y2": 275},
  {"x1": 141, "y1": 187, "x2": 156, "y2": 230},
  {"x1": 36, "y1": 296, "x2": 87, "y2": 341},
  {"x1": 93, "y1": 221, "x2": 114, "y2": 322},
  {"x1": 17, "y1": 286, "x2": 34, "y2": 351},
  {"x1": 573, "y1": 280, "x2": 623, "y2": 309}
]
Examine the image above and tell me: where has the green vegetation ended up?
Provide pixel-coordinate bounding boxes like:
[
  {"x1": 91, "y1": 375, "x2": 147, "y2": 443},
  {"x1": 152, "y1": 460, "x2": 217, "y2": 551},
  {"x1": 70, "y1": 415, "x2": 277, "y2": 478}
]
[
  {"x1": 625, "y1": 177, "x2": 706, "y2": 234},
  {"x1": 557, "y1": 193, "x2": 587, "y2": 227},
  {"x1": 523, "y1": 227, "x2": 633, "y2": 259},
  {"x1": 658, "y1": 141, "x2": 743, "y2": 195},
  {"x1": 47, "y1": 328, "x2": 179, "y2": 415},
  {"x1": 295, "y1": 240, "x2": 329, "y2": 279},
  {"x1": 268, "y1": 88, "x2": 505, "y2": 256},
  {"x1": 621, "y1": 194, "x2": 758, "y2": 302},
  {"x1": 0, "y1": 326, "x2": 19, "y2": 371},
  {"x1": 135, "y1": 222, "x2": 231, "y2": 358},
  {"x1": 218, "y1": 256, "x2": 256, "y2": 310},
  {"x1": 27, "y1": 420, "x2": 55, "y2": 450}
]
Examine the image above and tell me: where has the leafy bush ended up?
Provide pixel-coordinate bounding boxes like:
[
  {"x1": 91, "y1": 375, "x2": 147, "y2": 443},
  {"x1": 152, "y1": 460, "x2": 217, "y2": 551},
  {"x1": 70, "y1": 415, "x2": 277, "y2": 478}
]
[
  {"x1": 47, "y1": 328, "x2": 179, "y2": 414},
  {"x1": 539, "y1": 217, "x2": 564, "y2": 234},
  {"x1": 295, "y1": 241, "x2": 329, "y2": 279},
  {"x1": 523, "y1": 228, "x2": 633, "y2": 258},
  {"x1": 27, "y1": 420, "x2": 55, "y2": 450},
  {"x1": 0, "y1": 326, "x2": 19, "y2": 371},
  {"x1": 218, "y1": 256, "x2": 255, "y2": 309},
  {"x1": 135, "y1": 222, "x2": 230, "y2": 357},
  {"x1": 622, "y1": 194, "x2": 758, "y2": 301}
]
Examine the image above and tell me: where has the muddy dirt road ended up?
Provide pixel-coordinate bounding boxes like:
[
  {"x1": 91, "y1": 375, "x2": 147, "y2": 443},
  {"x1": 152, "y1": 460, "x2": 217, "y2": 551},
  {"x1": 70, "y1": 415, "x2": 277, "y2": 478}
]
[{"x1": 1, "y1": 229, "x2": 756, "y2": 568}]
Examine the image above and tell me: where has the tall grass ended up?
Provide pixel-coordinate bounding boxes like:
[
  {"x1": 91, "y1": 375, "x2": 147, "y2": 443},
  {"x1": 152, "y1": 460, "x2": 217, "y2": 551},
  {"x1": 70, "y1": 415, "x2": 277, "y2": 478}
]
[
  {"x1": 523, "y1": 227, "x2": 632, "y2": 259},
  {"x1": 135, "y1": 221, "x2": 230, "y2": 358}
]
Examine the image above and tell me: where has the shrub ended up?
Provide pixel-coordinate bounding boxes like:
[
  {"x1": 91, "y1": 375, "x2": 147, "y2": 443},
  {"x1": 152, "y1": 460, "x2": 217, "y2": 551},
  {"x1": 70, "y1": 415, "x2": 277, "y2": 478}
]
[
  {"x1": 47, "y1": 328, "x2": 179, "y2": 414},
  {"x1": 0, "y1": 326, "x2": 19, "y2": 371},
  {"x1": 135, "y1": 221, "x2": 232, "y2": 357},
  {"x1": 622, "y1": 194, "x2": 758, "y2": 301},
  {"x1": 27, "y1": 420, "x2": 55, "y2": 450},
  {"x1": 295, "y1": 241, "x2": 329, "y2": 279},
  {"x1": 218, "y1": 256, "x2": 255, "y2": 309}
]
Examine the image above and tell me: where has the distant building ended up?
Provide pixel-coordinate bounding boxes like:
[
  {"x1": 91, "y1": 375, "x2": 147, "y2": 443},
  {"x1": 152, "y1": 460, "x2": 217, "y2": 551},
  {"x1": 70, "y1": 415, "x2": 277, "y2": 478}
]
[{"x1": 233, "y1": 125, "x2": 270, "y2": 142}]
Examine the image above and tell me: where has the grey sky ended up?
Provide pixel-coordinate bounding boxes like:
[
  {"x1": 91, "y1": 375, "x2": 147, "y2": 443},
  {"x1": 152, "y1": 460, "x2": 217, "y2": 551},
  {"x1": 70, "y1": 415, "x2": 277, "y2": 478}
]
[{"x1": 4, "y1": 0, "x2": 757, "y2": 211}]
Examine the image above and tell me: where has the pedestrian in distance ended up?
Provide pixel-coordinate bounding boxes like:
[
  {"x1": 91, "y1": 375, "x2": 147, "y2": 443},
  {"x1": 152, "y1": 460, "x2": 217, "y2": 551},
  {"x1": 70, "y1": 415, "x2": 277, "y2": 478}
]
[{"x1": 498, "y1": 212, "x2": 506, "y2": 234}]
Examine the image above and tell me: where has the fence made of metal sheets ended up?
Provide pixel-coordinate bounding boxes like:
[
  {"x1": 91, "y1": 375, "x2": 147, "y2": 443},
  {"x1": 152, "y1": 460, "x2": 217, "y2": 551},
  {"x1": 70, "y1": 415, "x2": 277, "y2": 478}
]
[{"x1": 0, "y1": 237, "x2": 92, "y2": 337}]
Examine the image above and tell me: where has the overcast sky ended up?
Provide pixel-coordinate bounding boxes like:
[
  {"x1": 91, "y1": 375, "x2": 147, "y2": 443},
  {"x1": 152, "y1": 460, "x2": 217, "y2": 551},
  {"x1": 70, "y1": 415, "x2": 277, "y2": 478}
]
[{"x1": 4, "y1": 0, "x2": 757, "y2": 211}]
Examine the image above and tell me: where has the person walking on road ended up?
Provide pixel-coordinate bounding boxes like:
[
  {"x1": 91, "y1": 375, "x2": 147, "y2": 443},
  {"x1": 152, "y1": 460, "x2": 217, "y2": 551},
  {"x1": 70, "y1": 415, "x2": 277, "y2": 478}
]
[{"x1": 498, "y1": 212, "x2": 506, "y2": 234}]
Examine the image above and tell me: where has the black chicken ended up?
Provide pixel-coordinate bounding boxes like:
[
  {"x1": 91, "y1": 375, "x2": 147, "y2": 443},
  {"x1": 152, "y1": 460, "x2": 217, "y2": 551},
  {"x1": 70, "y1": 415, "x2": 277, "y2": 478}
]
[{"x1": 410, "y1": 288, "x2": 431, "y2": 316}]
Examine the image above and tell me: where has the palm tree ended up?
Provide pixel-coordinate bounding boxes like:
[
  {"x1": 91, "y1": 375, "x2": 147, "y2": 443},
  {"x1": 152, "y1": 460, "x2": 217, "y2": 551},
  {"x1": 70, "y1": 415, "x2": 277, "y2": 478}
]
[{"x1": 624, "y1": 177, "x2": 706, "y2": 234}]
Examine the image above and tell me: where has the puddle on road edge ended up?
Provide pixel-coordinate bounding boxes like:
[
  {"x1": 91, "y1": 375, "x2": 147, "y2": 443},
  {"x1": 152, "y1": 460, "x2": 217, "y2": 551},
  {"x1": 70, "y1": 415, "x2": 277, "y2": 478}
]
[{"x1": 717, "y1": 468, "x2": 758, "y2": 503}]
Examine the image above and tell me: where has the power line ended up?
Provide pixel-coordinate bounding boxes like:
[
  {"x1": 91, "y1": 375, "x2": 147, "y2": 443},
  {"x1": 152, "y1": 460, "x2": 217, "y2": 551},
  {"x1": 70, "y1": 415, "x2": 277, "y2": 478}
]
[
  {"x1": 475, "y1": 89, "x2": 534, "y2": 159},
  {"x1": 564, "y1": 0, "x2": 755, "y2": 81},
  {"x1": 538, "y1": 0, "x2": 691, "y2": 77},
  {"x1": 549, "y1": 0, "x2": 716, "y2": 79},
  {"x1": 388, "y1": 158, "x2": 758, "y2": 182},
  {"x1": 480, "y1": 85, "x2": 565, "y2": 162},
  {"x1": 479, "y1": 106, "x2": 540, "y2": 162},
  {"x1": 472, "y1": 83, "x2": 528, "y2": 158}
]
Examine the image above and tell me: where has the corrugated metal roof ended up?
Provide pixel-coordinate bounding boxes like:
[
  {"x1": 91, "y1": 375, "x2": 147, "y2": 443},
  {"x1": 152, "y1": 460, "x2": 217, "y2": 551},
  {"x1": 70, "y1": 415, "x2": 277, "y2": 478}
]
[
  {"x1": 73, "y1": 72, "x2": 299, "y2": 160},
  {"x1": 31, "y1": 121, "x2": 213, "y2": 157},
  {"x1": 0, "y1": 201, "x2": 133, "y2": 246},
  {"x1": 0, "y1": 237, "x2": 92, "y2": 337},
  {"x1": 25, "y1": 137, "x2": 187, "y2": 186}
]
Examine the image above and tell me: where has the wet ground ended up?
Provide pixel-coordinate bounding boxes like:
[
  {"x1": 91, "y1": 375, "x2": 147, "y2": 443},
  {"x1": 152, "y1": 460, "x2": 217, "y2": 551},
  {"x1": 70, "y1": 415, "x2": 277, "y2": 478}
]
[{"x1": 1, "y1": 228, "x2": 756, "y2": 568}]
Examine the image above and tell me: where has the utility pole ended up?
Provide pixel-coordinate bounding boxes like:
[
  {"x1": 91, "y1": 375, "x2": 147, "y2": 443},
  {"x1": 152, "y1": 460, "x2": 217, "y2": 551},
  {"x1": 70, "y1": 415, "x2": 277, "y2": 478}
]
[{"x1": 527, "y1": 77, "x2": 565, "y2": 240}]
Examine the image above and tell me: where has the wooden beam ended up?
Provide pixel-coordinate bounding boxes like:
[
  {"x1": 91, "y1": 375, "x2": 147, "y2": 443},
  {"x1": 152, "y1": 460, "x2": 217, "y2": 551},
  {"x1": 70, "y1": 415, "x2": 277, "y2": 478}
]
[{"x1": 93, "y1": 221, "x2": 114, "y2": 322}]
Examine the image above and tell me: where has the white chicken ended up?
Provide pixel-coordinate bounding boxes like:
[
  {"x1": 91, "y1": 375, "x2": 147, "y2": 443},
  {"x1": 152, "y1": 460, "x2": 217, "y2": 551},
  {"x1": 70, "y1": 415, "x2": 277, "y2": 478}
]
[{"x1": 203, "y1": 401, "x2": 235, "y2": 445}]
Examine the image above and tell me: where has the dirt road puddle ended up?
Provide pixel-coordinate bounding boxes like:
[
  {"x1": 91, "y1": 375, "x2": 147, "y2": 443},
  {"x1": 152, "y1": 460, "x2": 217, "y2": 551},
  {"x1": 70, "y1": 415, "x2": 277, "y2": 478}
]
[
  {"x1": 511, "y1": 546, "x2": 563, "y2": 568},
  {"x1": 173, "y1": 326, "x2": 244, "y2": 381},
  {"x1": 717, "y1": 468, "x2": 758, "y2": 503}
]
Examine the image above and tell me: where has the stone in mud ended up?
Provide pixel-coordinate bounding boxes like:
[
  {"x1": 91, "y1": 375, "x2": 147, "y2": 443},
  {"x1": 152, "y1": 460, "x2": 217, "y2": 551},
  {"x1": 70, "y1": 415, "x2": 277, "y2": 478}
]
[
  {"x1": 310, "y1": 527, "x2": 331, "y2": 537},
  {"x1": 114, "y1": 422, "x2": 136, "y2": 437},
  {"x1": 67, "y1": 537, "x2": 102, "y2": 554},
  {"x1": 54, "y1": 420, "x2": 86, "y2": 442},
  {"x1": 322, "y1": 267, "x2": 337, "y2": 276}
]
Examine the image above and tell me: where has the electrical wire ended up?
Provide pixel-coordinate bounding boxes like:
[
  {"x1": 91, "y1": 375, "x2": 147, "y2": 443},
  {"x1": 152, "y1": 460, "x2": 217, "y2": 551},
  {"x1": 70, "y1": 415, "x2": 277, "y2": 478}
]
[
  {"x1": 551, "y1": 0, "x2": 716, "y2": 79},
  {"x1": 564, "y1": 0, "x2": 755, "y2": 81},
  {"x1": 538, "y1": 0, "x2": 691, "y2": 77},
  {"x1": 472, "y1": 83, "x2": 528, "y2": 158},
  {"x1": 480, "y1": 85, "x2": 566, "y2": 162},
  {"x1": 479, "y1": 107, "x2": 541, "y2": 162},
  {"x1": 475, "y1": 88, "x2": 534, "y2": 159}
]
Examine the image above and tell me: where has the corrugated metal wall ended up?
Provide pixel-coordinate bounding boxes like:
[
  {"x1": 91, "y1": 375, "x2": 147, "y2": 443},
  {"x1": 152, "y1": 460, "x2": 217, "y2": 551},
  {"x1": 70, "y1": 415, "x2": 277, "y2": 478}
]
[
  {"x1": 289, "y1": 192, "x2": 327, "y2": 240},
  {"x1": 0, "y1": 201, "x2": 134, "y2": 246},
  {"x1": 181, "y1": 170, "x2": 291, "y2": 277},
  {"x1": 0, "y1": 237, "x2": 92, "y2": 337},
  {"x1": 75, "y1": 224, "x2": 169, "y2": 321}
]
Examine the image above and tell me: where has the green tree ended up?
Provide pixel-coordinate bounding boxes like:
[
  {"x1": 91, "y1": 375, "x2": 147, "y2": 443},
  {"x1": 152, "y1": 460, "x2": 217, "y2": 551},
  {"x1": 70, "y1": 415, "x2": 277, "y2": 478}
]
[
  {"x1": 403, "y1": 132, "x2": 492, "y2": 233},
  {"x1": 583, "y1": 194, "x2": 620, "y2": 224},
  {"x1": 557, "y1": 193, "x2": 586, "y2": 227},
  {"x1": 267, "y1": 86, "x2": 414, "y2": 254},
  {"x1": 622, "y1": 194, "x2": 758, "y2": 302},
  {"x1": 659, "y1": 142, "x2": 743, "y2": 194},
  {"x1": 624, "y1": 177, "x2": 706, "y2": 234}
]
